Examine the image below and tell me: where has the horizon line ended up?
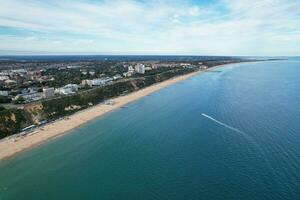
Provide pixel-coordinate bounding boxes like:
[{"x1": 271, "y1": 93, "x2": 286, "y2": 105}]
[{"x1": 0, "y1": 54, "x2": 296, "y2": 58}]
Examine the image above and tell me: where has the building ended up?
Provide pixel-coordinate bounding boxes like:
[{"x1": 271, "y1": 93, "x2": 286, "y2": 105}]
[
  {"x1": 89, "y1": 71, "x2": 96, "y2": 76},
  {"x1": 145, "y1": 66, "x2": 152, "y2": 71},
  {"x1": 180, "y1": 63, "x2": 191, "y2": 67},
  {"x1": 12, "y1": 69, "x2": 27, "y2": 74},
  {"x1": 65, "y1": 84, "x2": 79, "y2": 91},
  {"x1": 122, "y1": 65, "x2": 136, "y2": 77},
  {"x1": 56, "y1": 87, "x2": 73, "y2": 95},
  {"x1": 81, "y1": 70, "x2": 88, "y2": 75},
  {"x1": 15, "y1": 92, "x2": 43, "y2": 102},
  {"x1": 0, "y1": 72, "x2": 9, "y2": 76},
  {"x1": 55, "y1": 84, "x2": 79, "y2": 95},
  {"x1": 82, "y1": 78, "x2": 113, "y2": 87},
  {"x1": 21, "y1": 88, "x2": 37, "y2": 94},
  {"x1": 43, "y1": 88, "x2": 55, "y2": 98},
  {"x1": 81, "y1": 79, "x2": 91, "y2": 86},
  {"x1": 151, "y1": 64, "x2": 158, "y2": 69},
  {"x1": 128, "y1": 66, "x2": 134, "y2": 73},
  {"x1": 16, "y1": 88, "x2": 42, "y2": 102},
  {"x1": 0, "y1": 90, "x2": 9, "y2": 96},
  {"x1": 67, "y1": 65, "x2": 81, "y2": 69},
  {"x1": 4, "y1": 80, "x2": 17, "y2": 85},
  {"x1": 135, "y1": 64, "x2": 145, "y2": 74},
  {"x1": 113, "y1": 75, "x2": 122, "y2": 80},
  {"x1": 0, "y1": 76, "x2": 9, "y2": 81},
  {"x1": 199, "y1": 65, "x2": 208, "y2": 70},
  {"x1": 123, "y1": 72, "x2": 132, "y2": 77}
]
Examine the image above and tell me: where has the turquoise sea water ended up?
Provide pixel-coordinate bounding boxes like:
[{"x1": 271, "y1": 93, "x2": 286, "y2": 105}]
[{"x1": 1, "y1": 60, "x2": 300, "y2": 199}]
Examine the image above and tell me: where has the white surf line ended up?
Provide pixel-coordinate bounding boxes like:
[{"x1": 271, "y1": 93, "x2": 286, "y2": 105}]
[{"x1": 201, "y1": 113, "x2": 259, "y2": 147}]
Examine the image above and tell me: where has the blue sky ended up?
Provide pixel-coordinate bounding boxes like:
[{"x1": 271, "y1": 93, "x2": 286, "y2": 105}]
[{"x1": 0, "y1": 0, "x2": 299, "y2": 56}]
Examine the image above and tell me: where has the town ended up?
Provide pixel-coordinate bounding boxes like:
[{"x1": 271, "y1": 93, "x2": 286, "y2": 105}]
[
  {"x1": 0, "y1": 56, "x2": 249, "y2": 139},
  {"x1": 0, "y1": 60, "x2": 208, "y2": 105},
  {"x1": 0, "y1": 57, "x2": 255, "y2": 139}
]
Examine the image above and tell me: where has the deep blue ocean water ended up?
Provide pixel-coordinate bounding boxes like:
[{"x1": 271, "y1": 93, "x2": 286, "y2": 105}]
[{"x1": 1, "y1": 60, "x2": 300, "y2": 199}]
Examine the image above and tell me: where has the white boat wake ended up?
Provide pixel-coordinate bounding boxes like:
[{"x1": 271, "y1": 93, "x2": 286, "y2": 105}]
[
  {"x1": 201, "y1": 113, "x2": 258, "y2": 146},
  {"x1": 201, "y1": 113, "x2": 272, "y2": 171},
  {"x1": 201, "y1": 113, "x2": 245, "y2": 135}
]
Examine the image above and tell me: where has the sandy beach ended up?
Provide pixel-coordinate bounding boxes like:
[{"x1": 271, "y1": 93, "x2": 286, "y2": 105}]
[{"x1": 0, "y1": 66, "x2": 222, "y2": 161}]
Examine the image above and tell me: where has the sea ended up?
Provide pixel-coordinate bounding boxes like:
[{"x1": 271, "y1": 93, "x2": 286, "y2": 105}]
[{"x1": 0, "y1": 59, "x2": 300, "y2": 199}]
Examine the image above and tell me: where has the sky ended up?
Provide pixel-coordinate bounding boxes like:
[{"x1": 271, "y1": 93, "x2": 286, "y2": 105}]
[{"x1": 0, "y1": 0, "x2": 299, "y2": 56}]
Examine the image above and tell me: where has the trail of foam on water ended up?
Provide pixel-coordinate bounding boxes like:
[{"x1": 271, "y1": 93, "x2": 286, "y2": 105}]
[
  {"x1": 202, "y1": 113, "x2": 245, "y2": 135},
  {"x1": 201, "y1": 113, "x2": 260, "y2": 149},
  {"x1": 201, "y1": 113, "x2": 280, "y2": 180}
]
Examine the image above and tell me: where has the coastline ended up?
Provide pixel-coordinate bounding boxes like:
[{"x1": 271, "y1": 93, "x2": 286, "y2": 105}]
[{"x1": 0, "y1": 64, "x2": 225, "y2": 161}]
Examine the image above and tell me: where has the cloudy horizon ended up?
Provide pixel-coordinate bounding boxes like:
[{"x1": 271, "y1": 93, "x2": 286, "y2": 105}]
[{"x1": 0, "y1": 0, "x2": 300, "y2": 56}]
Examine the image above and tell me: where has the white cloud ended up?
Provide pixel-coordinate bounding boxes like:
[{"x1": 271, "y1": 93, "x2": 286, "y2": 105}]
[{"x1": 0, "y1": 0, "x2": 299, "y2": 55}]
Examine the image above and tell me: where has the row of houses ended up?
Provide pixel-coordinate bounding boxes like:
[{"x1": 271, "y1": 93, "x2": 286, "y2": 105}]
[
  {"x1": 1, "y1": 74, "x2": 123, "y2": 103},
  {"x1": 15, "y1": 92, "x2": 43, "y2": 102},
  {"x1": 81, "y1": 74, "x2": 122, "y2": 87},
  {"x1": 12, "y1": 84, "x2": 79, "y2": 102},
  {"x1": 82, "y1": 77, "x2": 113, "y2": 87}
]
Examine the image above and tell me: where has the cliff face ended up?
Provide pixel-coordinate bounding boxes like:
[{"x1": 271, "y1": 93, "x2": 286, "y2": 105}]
[
  {"x1": 0, "y1": 109, "x2": 27, "y2": 138},
  {"x1": 24, "y1": 103, "x2": 44, "y2": 124}
]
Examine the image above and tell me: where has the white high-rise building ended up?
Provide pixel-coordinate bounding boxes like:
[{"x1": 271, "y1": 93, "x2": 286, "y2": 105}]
[
  {"x1": 128, "y1": 66, "x2": 134, "y2": 73},
  {"x1": 43, "y1": 88, "x2": 55, "y2": 98},
  {"x1": 135, "y1": 64, "x2": 145, "y2": 74}
]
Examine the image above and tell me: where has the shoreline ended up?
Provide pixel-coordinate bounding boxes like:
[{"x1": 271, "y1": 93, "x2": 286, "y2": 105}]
[{"x1": 0, "y1": 64, "x2": 227, "y2": 161}]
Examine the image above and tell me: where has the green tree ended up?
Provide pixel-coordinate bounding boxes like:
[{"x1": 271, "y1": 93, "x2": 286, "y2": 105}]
[
  {"x1": 0, "y1": 96, "x2": 11, "y2": 103},
  {"x1": 15, "y1": 96, "x2": 25, "y2": 104}
]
